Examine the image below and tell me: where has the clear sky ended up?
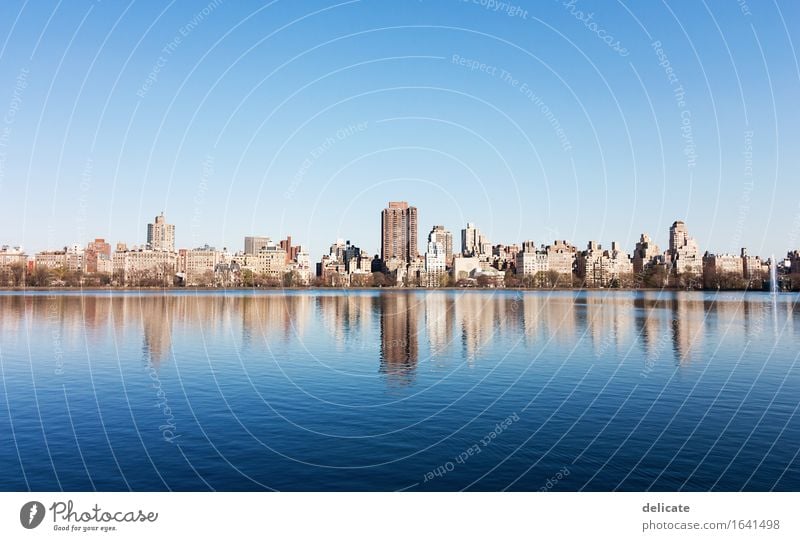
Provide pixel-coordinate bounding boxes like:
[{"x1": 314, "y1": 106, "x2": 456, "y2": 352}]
[{"x1": 0, "y1": 0, "x2": 798, "y2": 260}]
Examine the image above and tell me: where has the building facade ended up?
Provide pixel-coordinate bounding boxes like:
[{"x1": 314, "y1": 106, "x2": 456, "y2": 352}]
[
  {"x1": 113, "y1": 248, "x2": 177, "y2": 285},
  {"x1": 428, "y1": 225, "x2": 453, "y2": 266},
  {"x1": 667, "y1": 221, "x2": 701, "y2": 276},
  {"x1": 633, "y1": 233, "x2": 662, "y2": 276},
  {"x1": 147, "y1": 212, "x2": 175, "y2": 252},
  {"x1": 702, "y1": 252, "x2": 745, "y2": 289},
  {"x1": 85, "y1": 238, "x2": 111, "y2": 273},
  {"x1": 461, "y1": 222, "x2": 491, "y2": 257},
  {"x1": 244, "y1": 236, "x2": 270, "y2": 255},
  {"x1": 381, "y1": 201, "x2": 418, "y2": 263}
]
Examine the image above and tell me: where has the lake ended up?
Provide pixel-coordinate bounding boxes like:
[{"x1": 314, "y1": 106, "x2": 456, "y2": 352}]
[{"x1": 0, "y1": 289, "x2": 798, "y2": 491}]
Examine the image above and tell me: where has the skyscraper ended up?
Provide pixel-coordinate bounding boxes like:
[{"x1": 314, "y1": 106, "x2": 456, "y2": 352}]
[
  {"x1": 428, "y1": 225, "x2": 453, "y2": 266},
  {"x1": 633, "y1": 233, "x2": 661, "y2": 275},
  {"x1": 461, "y1": 222, "x2": 490, "y2": 257},
  {"x1": 669, "y1": 221, "x2": 689, "y2": 253},
  {"x1": 667, "y1": 220, "x2": 701, "y2": 274},
  {"x1": 381, "y1": 201, "x2": 417, "y2": 262},
  {"x1": 146, "y1": 212, "x2": 175, "y2": 252}
]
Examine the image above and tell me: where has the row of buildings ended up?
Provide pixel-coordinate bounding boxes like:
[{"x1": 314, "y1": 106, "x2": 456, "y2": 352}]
[
  {"x1": 0, "y1": 205, "x2": 796, "y2": 289},
  {"x1": 0, "y1": 213, "x2": 313, "y2": 287},
  {"x1": 368, "y1": 202, "x2": 785, "y2": 290}
]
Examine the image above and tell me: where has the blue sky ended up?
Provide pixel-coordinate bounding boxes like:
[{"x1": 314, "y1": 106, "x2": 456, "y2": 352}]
[{"x1": 0, "y1": 0, "x2": 798, "y2": 259}]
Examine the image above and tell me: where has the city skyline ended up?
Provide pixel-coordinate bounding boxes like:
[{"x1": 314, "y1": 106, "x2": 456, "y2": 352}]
[
  {"x1": 2, "y1": 203, "x2": 797, "y2": 291},
  {"x1": 1, "y1": 205, "x2": 793, "y2": 260},
  {"x1": 0, "y1": 2, "x2": 797, "y2": 259},
  {"x1": 2, "y1": 206, "x2": 796, "y2": 266}
]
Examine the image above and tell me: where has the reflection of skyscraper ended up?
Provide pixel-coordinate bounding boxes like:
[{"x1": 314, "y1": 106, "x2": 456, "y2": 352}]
[
  {"x1": 521, "y1": 294, "x2": 542, "y2": 343},
  {"x1": 139, "y1": 296, "x2": 173, "y2": 367},
  {"x1": 379, "y1": 293, "x2": 419, "y2": 385},
  {"x1": 670, "y1": 296, "x2": 703, "y2": 365},
  {"x1": 585, "y1": 295, "x2": 633, "y2": 357},
  {"x1": 425, "y1": 293, "x2": 454, "y2": 357},
  {"x1": 455, "y1": 293, "x2": 496, "y2": 361},
  {"x1": 381, "y1": 201, "x2": 418, "y2": 263},
  {"x1": 634, "y1": 294, "x2": 704, "y2": 368}
]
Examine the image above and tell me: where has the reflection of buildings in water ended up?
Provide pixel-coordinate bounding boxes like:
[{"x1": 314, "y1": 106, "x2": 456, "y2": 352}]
[
  {"x1": 542, "y1": 296, "x2": 577, "y2": 347},
  {"x1": 425, "y1": 293, "x2": 454, "y2": 358},
  {"x1": 636, "y1": 307, "x2": 665, "y2": 365},
  {"x1": 78, "y1": 296, "x2": 117, "y2": 349},
  {"x1": 0, "y1": 297, "x2": 19, "y2": 345},
  {"x1": 737, "y1": 295, "x2": 794, "y2": 342},
  {"x1": 497, "y1": 294, "x2": 524, "y2": 336},
  {"x1": 316, "y1": 295, "x2": 344, "y2": 346},
  {"x1": 521, "y1": 294, "x2": 543, "y2": 344},
  {"x1": 704, "y1": 295, "x2": 744, "y2": 335},
  {"x1": 634, "y1": 292, "x2": 705, "y2": 368},
  {"x1": 240, "y1": 296, "x2": 264, "y2": 348},
  {"x1": 635, "y1": 294, "x2": 704, "y2": 366},
  {"x1": 583, "y1": 296, "x2": 634, "y2": 358},
  {"x1": 1, "y1": 295, "x2": 119, "y2": 361},
  {"x1": 670, "y1": 297, "x2": 704, "y2": 365},
  {"x1": 787, "y1": 297, "x2": 798, "y2": 339},
  {"x1": 240, "y1": 294, "x2": 313, "y2": 349},
  {"x1": 316, "y1": 294, "x2": 375, "y2": 351},
  {"x1": 612, "y1": 300, "x2": 634, "y2": 352},
  {"x1": 138, "y1": 296, "x2": 174, "y2": 368},
  {"x1": 283, "y1": 294, "x2": 312, "y2": 342},
  {"x1": 738, "y1": 296, "x2": 761, "y2": 339},
  {"x1": 110, "y1": 294, "x2": 127, "y2": 343},
  {"x1": 344, "y1": 294, "x2": 375, "y2": 349},
  {"x1": 379, "y1": 293, "x2": 419, "y2": 385},
  {"x1": 455, "y1": 293, "x2": 497, "y2": 362},
  {"x1": 584, "y1": 301, "x2": 603, "y2": 353}
]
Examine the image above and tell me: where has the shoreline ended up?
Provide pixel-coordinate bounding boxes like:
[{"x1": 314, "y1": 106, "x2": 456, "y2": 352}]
[{"x1": 0, "y1": 286, "x2": 785, "y2": 294}]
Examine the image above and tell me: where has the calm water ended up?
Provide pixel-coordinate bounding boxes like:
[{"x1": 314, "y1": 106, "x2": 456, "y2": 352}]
[{"x1": 0, "y1": 290, "x2": 798, "y2": 491}]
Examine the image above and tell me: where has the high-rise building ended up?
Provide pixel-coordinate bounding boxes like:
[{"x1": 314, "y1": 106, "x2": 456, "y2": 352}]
[
  {"x1": 493, "y1": 243, "x2": 520, "y2": 270},
  {"x1": 576, "y1": 241, "x2": 633, "y2": 287},
  {"x1": 461, "y1": 222, "x2": 491, "y2": 257},
  {"x1": 342, "y1": 240, "x2": 362, "y2": 271},
  {"x1": 633, "y1": 233, "x2": 661, "y2": 275},
  {"x1": 381, "y1": 201, "x2": 418, "y2": 263},
  {"x1": 425, "y1": 241, "x2": 447, "y2": 286},
  {"x1": 545, "y1": 240, "x2": 577, "y2": 277},
  {"x1": 254, "y1": 243, "x2": 287, "y2": 278},
  {"x1": 146, "y1": 212, "x2": 175, "y2": 252},
  {"x1": 279, "y1": 236, "x2": 300, "y2": 263},
  {"x1": 244, "y1": 236, "x2": 270, "y2": 255},
  {"x1": 516, "y1": 241, "x2": 547, "y2": 277},
  {"x1": 667, "y1": 220, "x2": 701, "y2": 275},
  {"x1": 741, "y1": 248, "x2": 767, "y2": 284},
  {"x1": 428, "y1": 225, "x2": 453, "y2": 266}
]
